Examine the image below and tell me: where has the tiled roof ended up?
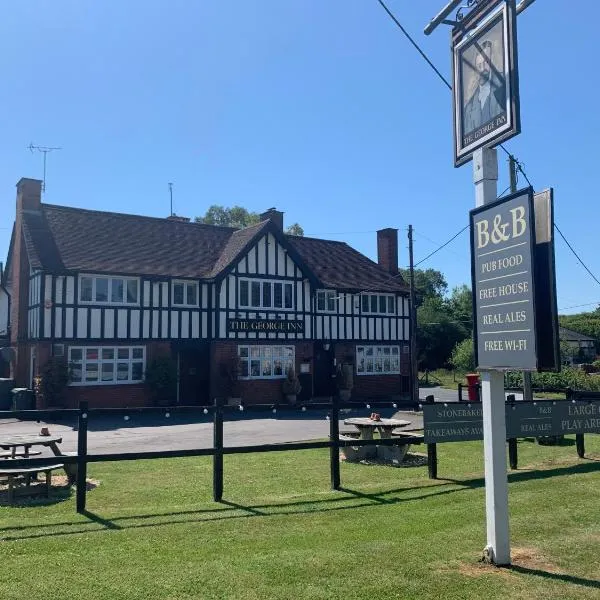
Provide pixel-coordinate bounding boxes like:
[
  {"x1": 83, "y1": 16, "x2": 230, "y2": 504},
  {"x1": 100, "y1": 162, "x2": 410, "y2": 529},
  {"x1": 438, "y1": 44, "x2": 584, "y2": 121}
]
[
  {"x1": 17, "y1": 203, "x2": 408, "y2": 293},
  {"x1": 36, "y1": 205, "x2": 234, "y2": 278},
  {"x1": 559, "y1": 327, "x2": 597, "y2": 342},
  {"x1": 210, "y1": 221, "x2": 270, "y2": 278},
  {"x1": 288, "y1": 236, "x2": 408, "y2": 292}
]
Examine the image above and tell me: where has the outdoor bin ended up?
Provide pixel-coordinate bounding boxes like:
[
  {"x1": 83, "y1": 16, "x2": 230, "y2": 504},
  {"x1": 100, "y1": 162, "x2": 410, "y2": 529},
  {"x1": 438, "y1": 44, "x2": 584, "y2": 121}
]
[
  {"x1": 11, "y1": 387, "x2": 35, "y2": 411},
  {"x1": 465, "y1": 373, "x2": 481, "y2": 402},
  {"x1": 0, "y1": 378, "x2": 14, "y2": 410}
]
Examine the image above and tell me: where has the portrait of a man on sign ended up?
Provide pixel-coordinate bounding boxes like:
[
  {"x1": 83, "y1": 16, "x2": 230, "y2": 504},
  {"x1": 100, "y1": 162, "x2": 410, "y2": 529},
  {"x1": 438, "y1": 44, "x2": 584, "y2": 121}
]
[
  {"x1": 462, "y1": 37, "x2": 506, "y2": 135},
  {"x1": 452, "y1": 0, "x2": 520, "y2": 166}
]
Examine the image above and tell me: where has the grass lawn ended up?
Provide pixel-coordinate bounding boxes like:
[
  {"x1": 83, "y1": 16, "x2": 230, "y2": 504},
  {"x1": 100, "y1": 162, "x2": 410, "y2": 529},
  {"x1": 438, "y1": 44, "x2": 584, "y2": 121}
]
[{"x1": 2, "y1": 436, "x2": 600, "y2": 599}]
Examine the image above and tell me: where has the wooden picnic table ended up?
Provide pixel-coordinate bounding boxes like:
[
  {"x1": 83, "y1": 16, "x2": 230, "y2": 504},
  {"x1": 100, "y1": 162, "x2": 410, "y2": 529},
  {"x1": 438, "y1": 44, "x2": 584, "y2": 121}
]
[
  {"x1": 0, "y1": 434, "x2": 64, "y2": 458},
  {"x1": 342, "y1": 417, "x2": 412, "y2": 463}
]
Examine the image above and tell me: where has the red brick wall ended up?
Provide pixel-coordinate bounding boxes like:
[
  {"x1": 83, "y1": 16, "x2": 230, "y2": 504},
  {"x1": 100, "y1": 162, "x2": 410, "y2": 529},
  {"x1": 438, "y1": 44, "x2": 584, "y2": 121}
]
[
  {"x1": 334, "y1": 341, "x2": 410, "y2": 400},
  {"x1": 211, "y1": 340, "x2": 313, "y2": 405},
  {"x1": 59, "y1": 341, "x2": 172, "y2": 408}
]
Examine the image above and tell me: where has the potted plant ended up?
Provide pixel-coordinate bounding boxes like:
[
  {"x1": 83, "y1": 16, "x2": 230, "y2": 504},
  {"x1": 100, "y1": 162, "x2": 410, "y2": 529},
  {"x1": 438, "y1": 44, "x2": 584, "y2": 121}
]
[
  {"x1": 219, "y1": 357, "x2": 242, "y2": 406},
  {"x1": 282, "y1": 366, "x2": 301, "y2": 405},
  {"x1": 336, "y1": 362, "x2": 354, "y2": 401}
]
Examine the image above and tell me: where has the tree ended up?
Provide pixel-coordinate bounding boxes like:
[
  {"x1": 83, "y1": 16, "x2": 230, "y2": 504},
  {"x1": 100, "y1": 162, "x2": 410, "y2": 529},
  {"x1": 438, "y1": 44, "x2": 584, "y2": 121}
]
[
  {"x1": 417, "y1": 296, "x2": 468, "y2": 370},
  {"x1": 195, "y1": 205, "x2": 304, "y2": 235},
  {"x1": 450, "y1": 338, "x2": 475, "y2": 373},
  {"x1": 286, "y1": 223, "x2": 304, "y2": 236},
  {"x1": 447, "y1": 285, "x2": 473, "y2": 335},
  {"x1": 399, "y1": 268, "x2": 447, "y2": 308}
]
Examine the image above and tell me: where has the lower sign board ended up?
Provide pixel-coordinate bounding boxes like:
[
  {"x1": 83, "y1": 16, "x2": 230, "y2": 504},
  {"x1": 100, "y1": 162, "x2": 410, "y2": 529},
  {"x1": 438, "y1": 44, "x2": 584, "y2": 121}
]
[
  {"x1": 470, "y1": 188, "x2": 537, "y2": 369},
  {"x1": 423, "y1": 400, "x2": 600, "y2": 444}
]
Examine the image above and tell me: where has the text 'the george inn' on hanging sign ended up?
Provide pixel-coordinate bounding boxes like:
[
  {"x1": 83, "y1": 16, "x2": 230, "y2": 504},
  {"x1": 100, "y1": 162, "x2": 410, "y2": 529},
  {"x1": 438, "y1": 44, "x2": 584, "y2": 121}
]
[
  {"x1": 422, "y1": 399, "x2": 600, "y2": 444},
  {"x1": 470, "y1": 188, "x2": 560, "y2": 371}
]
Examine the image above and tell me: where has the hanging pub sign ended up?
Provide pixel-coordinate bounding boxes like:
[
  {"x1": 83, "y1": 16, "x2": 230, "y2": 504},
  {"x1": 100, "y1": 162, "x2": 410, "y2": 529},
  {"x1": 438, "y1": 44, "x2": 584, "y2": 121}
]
[
  {"x1": 470, "y1": 188, "x2": 537, "y2": 370},
  {"x1": 452, "y1": 0, "x2": 520, "y2": 166}
]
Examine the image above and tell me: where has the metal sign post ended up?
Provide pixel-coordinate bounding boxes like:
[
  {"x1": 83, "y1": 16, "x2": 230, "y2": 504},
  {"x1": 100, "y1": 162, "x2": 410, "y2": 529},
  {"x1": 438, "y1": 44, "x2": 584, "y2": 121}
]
[{"x1": 473, "y1": 146, "x2": 511, "y2": 565}]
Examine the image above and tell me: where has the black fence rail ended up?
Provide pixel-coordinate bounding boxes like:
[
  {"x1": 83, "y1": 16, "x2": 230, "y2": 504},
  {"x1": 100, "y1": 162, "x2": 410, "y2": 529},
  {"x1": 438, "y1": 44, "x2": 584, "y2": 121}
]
[{"x1": 0, "y1": 397, "x2": 423, "y2": 513}]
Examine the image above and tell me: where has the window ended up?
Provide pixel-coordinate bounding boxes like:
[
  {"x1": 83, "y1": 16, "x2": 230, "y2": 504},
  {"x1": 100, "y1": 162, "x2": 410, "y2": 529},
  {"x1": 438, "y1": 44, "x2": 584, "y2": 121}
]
[
  {"x1": 172, "y1": 280, "x2": 199, "y2": 307},
  {"x1": 52, "y1": 344, "x2": 65, "y2": 357},
  {"x1": 79, "y1": 275, "x2": 139, "y2": 305},
  {"x1": 356, "y1": 345, "x2": 400, "y2": 375},
  {"x1": 68, "y1": 346, "x2": 145, "y2": 385},
  {"x1": 238, "y1": 345, "x2": 294, "y2": 379},
  {"x1": 316, "y1": 290, "x2": 337, "y2": 313},
  {"x1": 239, "y1": 279, "x2": 294, "y2": 310},
  {"x1": 359, "y1": 293, "x2": 396, "y2": 315}
]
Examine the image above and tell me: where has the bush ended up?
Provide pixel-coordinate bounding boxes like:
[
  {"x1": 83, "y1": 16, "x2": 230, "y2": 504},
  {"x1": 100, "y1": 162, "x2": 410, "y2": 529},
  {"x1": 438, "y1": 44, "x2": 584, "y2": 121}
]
[
  {"x1": 145, "y1": 355, "x2": 177, "y2": 406},
  {"x1": 39, "y1": 357, "x2": 70, "y2": 406},
  {"x1": 450, "y1": 338, "x2": 475, "y2": 373},
  {"x1": 505, "y1": 367, "x2": 600, "y2": 392}
]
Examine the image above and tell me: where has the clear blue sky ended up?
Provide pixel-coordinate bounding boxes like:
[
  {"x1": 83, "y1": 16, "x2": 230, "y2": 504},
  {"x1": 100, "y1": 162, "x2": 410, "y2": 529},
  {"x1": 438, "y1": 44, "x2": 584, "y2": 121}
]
[{"x1": 1, "y1": 1, "x2": 598, "y2": 314}]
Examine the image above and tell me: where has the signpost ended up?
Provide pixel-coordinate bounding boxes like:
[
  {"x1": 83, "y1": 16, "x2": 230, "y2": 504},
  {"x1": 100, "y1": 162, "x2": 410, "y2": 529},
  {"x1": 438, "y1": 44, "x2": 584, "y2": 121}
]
[{"x1": 424, "y1": 0, "x2": 552, "y2": 566}]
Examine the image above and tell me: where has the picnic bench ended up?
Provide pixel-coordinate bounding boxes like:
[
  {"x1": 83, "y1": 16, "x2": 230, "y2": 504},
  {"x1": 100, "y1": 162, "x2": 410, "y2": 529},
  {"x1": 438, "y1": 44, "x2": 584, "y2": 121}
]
[{"x1": 0, "y1": 463, "x2": 65, "y2": 504}]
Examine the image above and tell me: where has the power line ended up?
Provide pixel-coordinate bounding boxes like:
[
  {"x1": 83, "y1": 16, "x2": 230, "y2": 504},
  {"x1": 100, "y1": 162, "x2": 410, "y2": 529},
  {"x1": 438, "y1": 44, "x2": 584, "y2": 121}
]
[
  {"x1": 414, "y1": 224, "x2": 469, "y2": 267},
  {"x1": 558, "y1": 301, "x2": 600, "y2": 312},
  {"x1": 555, "y1": 224, "x2": 600, "y2": 287}
]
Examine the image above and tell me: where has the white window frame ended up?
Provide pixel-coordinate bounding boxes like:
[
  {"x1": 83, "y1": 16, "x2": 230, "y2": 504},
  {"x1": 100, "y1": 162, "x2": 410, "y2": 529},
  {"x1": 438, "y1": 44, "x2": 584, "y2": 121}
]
[
  {"x1": 356, "y1": 345, "x2": 400, "y2": 376},
  {"x1": 79, "y1": 275, "x2": 140, "y2": 306},
  {"x1": 68, "y1": 345, "x2": 146, "y2": 386},
  {"x1": 238, "y1": 345, "x2": 295, "y2": 380},
  {"x1": 172, "y1": 280, "x2": 199, "y2": 307},
  {"x1": 316, "y1": 289, "x2": 337, "y2": 313},
  {"x1": 359, "y1": 293, "x2": 396, "y2": 315},
  {"x1": 238, "y1": 278, "x2": 295, "y2": 311}
]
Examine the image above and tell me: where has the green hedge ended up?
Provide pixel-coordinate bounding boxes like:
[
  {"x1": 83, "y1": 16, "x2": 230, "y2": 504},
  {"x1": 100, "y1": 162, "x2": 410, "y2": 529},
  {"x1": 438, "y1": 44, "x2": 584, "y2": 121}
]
[{"x1": 504, "y1": 368, "x2": 600, "y2": 391}]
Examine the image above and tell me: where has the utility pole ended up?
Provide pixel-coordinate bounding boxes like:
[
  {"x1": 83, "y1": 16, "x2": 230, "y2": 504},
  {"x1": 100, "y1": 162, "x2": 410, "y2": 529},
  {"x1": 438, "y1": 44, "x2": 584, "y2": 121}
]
[
  {"x1": 28, "y1": 144, "x2": 62, "y2": 193},
  {"x1": 408, "y1": 225, "x2": 419, "y2": 406},
  {"x1": 168, "y1": 182, "x2": 174, "y2": 216},
  {"x1": 509, "y1": 155, "x2": 533, "y2": 404}
]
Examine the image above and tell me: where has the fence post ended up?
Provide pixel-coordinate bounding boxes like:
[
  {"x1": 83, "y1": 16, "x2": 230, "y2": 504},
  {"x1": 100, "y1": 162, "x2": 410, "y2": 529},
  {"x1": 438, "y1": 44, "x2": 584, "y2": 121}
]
[
  {"x1": 427, "y1": 443, "x2": 437, "y2": 479},
  {"x1": 576, "y1": 434, "x2": 585, "y2": 458},
  {"x1": 330, "y1": 395, "x2": 340, "y2": 490},
  {"x1": 508, "y1": 439, "x2": 518, "y2": 470},
  {"x1": 213, "y1": 397, "x2": 224, "y2": 502},
  {"x1": 76, "y1": 399, "x2": 89, "y2": 514}
]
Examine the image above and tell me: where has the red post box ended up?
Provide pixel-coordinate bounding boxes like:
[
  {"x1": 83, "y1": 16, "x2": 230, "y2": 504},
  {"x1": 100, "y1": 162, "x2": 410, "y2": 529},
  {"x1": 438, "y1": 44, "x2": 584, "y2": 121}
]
[{"x1": 465, "y1": 373, "x2": 480, "y2": 402}]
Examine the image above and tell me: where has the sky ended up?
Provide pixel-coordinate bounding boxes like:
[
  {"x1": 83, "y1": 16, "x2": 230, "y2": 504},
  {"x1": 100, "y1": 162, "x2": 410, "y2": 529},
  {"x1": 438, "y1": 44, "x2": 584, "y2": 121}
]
[{"x1": 0, "y1": 1, "x2": 598, "y2": 314}]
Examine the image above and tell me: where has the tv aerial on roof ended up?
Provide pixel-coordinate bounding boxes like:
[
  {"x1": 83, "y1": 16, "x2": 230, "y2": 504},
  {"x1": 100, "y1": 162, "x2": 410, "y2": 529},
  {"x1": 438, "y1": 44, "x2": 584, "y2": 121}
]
[{"x1": 28, "y1": 143, "x2": 62, "y2": 193}]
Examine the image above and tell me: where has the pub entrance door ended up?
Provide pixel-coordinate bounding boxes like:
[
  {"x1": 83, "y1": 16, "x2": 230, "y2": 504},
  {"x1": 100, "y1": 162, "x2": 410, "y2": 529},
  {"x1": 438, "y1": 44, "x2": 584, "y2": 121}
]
[
  {"x1": 178, "y1": 344, "x2": 210, "y2": 405},
  {"x1": 313, "y1": 342, "x2": 335, "y2": 398}
]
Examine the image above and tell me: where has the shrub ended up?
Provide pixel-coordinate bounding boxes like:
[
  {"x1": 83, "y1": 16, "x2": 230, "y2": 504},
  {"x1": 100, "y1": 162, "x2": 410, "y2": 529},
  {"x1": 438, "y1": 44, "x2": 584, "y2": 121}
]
[
  {"x1": 145, "y1": 355, "x2": 177, "y2": 406},
  {"x1": 450, "y1": 338, "x2": 475, "y2": 373},
  {"x1": 39, "y1": 357, "x2": 70, "y2": 406}
]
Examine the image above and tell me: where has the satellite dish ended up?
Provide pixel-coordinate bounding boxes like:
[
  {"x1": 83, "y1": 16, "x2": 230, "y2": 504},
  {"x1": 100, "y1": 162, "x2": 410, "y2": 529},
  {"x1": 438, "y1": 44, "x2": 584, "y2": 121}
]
[{"x1": 0, "y1": 347, "x2": 16, "y2": 363}]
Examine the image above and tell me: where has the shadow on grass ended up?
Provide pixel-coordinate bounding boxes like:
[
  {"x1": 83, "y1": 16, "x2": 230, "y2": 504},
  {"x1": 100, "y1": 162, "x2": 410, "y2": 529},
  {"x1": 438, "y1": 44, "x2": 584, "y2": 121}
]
[
  {"x1": 506, "y1": 565, "x2": 600, "y2": 590},
  {"x1": 2, "y1": 460, "x2": 600, "y2": 543}
]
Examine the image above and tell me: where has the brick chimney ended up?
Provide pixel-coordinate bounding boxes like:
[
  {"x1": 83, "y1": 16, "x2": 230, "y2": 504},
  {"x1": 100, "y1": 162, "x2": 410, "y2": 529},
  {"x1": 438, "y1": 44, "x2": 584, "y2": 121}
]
[
  {"x1": 260, "y1": 208, "x2": 283, "y2": 230},
  {"x1": 10, "y1": 179, "x2": 42, "y2": 385},
  {"x1": 377, "y1": 228, "x2": 398, "y2": 274}
]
